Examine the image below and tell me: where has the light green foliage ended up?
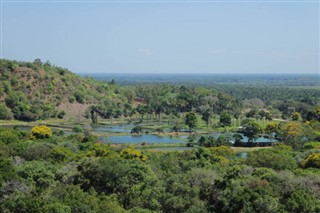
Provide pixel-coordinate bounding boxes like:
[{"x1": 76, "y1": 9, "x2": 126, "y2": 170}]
[
  {"x1": 291, "y1": 112, "x2": 301, "y2": 121},
  {"x1": 265, "y1": 121, "x2": 279, "y2": 134},
  {"x1": 279, "y1": 121, "x2": 310, "y2": 149},
  {"x1": 209, "y1": 146, "x2": 235, "y2": 159},
  {"x1": 82, "y1": 143, "x2": 111, "y2": 157},
  {"x1": 0, "y1": 104, "x2": 13, "y2": 120},
  {"x1": 49, "y1": 146, "x2": 75, "y2": 162},
  {"x1": 304, "y1": 141, "x2": 320, "y2": 149},
  {"x1": 43, "y1": 202, "x2": 71, "y2": 213},
  {"x1": 0, "y1": 128, "x2": 21, "y2": 144},
  {"x1": 0, "y1": 142, "x2": 10, "y2": 158},
  {"x1": 18, "y1": 160, "x2": 57, "y2": 191},
  {"x1": 120, "y1": 148, "x2": 148, "y2": 161},
  {"x1": 72, "y1": 125, "x2": 83, "y2": 133}
]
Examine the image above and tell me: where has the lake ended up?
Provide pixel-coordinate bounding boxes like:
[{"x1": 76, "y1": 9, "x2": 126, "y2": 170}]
[
  {"x1": 99, "y1": 134, "x2": 188, "y2": 144},
  {"x1": 1, "y1": 124, "x2": 278, "y2": 145}
]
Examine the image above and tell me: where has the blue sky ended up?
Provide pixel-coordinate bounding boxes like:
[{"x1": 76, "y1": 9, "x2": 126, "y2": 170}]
[{"x1": 1, "y1": 1, "x2": 319, "y2": 74}]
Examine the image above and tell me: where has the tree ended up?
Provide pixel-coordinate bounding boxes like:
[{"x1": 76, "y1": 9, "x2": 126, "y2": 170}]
[
  {"x1": 240, "y1": 120, "x2": 262, "y2": 142},
  {"x1": 291, "y1": 112, "x2": 301, "y2": 121},
  {"x1": 246, "y1": 148, "x2": 297, "y2": 171},
  {"x1": 33, "y1": 58, "x2": 43, "y2": 66},
  {"x1": 136, "y1": 104, "x2": 147, "y2": 122},
  {"x1": 279, "y1": 121, "x2": 305, "y2": 149},
  {"x1": 201, "y1": 109, "x2": 212, "y2": 129},
  {"x1": 286, "y1": 189, "x2": 320, "y2": 213},
  {"x1": 185, "y1": 112, "x2": 197, "y2": 132},
  {"x1": 30, "y1": 126, "x2": 52, "y2": 139},
  {"x1": 0, "y1": 158, "x2": 16, "y2": 187},
  {"x1": 131, "y1": 126, "x2": 143, "y2": 134},
  {"x1": 303, "y1": 153, "x2": 320, "y2": 168},
  {"x1": 265, "y1": 122, "x2": 279, "y2": 141},
  {"x1": 306, "y1": 106, "x2": 320, "y2": 122},
  {"x1": 0, "y1": 104, "x2": 13, "y2": 120},
  {"x1": 220, "y1": 111, "x2": 231, "y2": 129}
]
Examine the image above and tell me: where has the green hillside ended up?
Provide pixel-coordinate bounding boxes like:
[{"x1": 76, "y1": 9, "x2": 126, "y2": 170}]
[{"x1": 0, "y1": 59, "x2": 122, "y2": 121}]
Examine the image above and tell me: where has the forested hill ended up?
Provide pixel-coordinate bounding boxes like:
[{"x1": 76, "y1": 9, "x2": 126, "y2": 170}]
[{"x1": 0, "y1": 59, "x2": 123, "y2": 121}]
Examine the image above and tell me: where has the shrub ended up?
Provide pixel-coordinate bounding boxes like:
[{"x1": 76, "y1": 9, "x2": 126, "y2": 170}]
[
  {"x1": 57, "y1": 111, "x2": 65, "y2": 119},
  {"x1": 31, "y1": 126, "x2": 52, "y2": 139},
  {"x1": 0, "y1": 129, "x2": 21, "y2": 144},
  {"x1": 49, "y1": 146, "x2": 75, "y2": 162},
  {"x1": 0, "y1": 104, "x2": 13, "y2": 120},
  {"x1": 72, "y1": 125, "x2": 83, "y2": 133},
  {"x1": 22, "y1": 143, "x2": 52, "y2": 161},
  {"x1": 303, "y1": 153, "x2": 320, "y2": 168},
  {"x1": 120, "y1": 148, "x2": 148, "y2": 161},
  {"x1": 304, "y1": 142, "x2": 320, "y2": 150},
  {"x1": 131, "y1": 126, "x2": 142, "y2": 134}
]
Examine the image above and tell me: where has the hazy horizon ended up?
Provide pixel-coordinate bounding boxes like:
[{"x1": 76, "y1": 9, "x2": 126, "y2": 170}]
[{"x1": 1, "y1": 1, "x2": 319, "y2": 74}]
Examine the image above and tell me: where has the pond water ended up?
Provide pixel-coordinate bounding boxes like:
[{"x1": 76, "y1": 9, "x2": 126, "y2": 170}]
[
  {"x1": 240, "y1": 136, "x2": 277, "y2": 143},
  {"x1": 207, "y1": 133, "x2": 278, "y2": 143},
  {"x1": 100, "y1": 134, "x2": 188, "y2": 144},
  {"x1": 1, "y1": 124, "x2": 277, "y2": 144},
  {"x1": 235, "y1": 152, "x2": 248, "y2": 158},
  {"x1": 92, "y1": 124, "x2": 134, "y2": 133}
]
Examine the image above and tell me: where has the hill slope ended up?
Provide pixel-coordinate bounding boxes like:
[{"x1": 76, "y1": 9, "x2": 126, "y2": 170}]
[{"x1": 0, "y1": 59, "x2": 121, "y2": 121}]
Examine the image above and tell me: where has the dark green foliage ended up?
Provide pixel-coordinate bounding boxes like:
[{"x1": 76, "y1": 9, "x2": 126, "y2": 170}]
[
  {"x1": 0, "y1": 158, "x2": 16, "y2": 186},
  {"x1": 245, "y1": 147, "x2": 298, "y2": 171},
  {"x1": 239, "y1": 119, "x2": 263, "y2": 142},
  {"x1": 0, "y1": 126, "x2": 320, "y2": 212},
  {"x1": 185, "y1": 112, "x2": 197, "y2": 131},
  {"x1": 74, "y1": 91, "x2": 85, "y2": 104},
  {"x1": 22, "y1": 143, "x2": 52, "y2": 161},
  {"x1": 286, "y1": 189, "x2": 320, "y2": 213},
  {"x1": 131, "y1": 126, "x2": 143, "y2": 134},
  {"x1": 219, "y1": 111, "x2": 231, "y2": 127}
]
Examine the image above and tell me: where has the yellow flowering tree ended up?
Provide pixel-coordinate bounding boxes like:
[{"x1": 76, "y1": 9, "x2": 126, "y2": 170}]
[
  {"x1": 291, "y1": 112, "x2": 301, "y2": 121},
  {"x1": 120, "y1": 148, "x2": 148, "y2": 161},
  {"x1": 31, "y1": 125, "x2": 52, "y2": 139},
  {"x1": 303, "y1": 153, "x2": 320, "y2": 168}
]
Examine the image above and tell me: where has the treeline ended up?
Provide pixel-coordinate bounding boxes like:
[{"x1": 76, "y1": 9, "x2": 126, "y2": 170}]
[
  {"x1": 0, "y1": 126, "x2": 320, "y2": 212},
  {"x1": 214, "y1": 84, "x2": 320, "y2": 104},
  {"x1": 89, "y1": 83, "x2": 319, "y2": 130}
]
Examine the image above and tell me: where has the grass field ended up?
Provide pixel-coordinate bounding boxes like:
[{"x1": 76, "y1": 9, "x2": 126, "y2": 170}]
[{"x1": 231, "y1": 146, "x2": 271, "y2": 153}]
